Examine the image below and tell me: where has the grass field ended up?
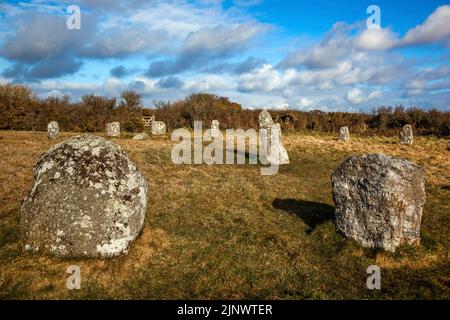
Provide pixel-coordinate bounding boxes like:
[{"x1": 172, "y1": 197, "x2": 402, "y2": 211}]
[{"x1": 0, "y1": 130, "x2": 449, "y2": 299}]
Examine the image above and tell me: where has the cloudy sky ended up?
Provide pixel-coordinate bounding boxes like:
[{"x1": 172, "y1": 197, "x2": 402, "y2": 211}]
[{"x1": 0, "y1": 0, "x2": 449, "y2": 111}]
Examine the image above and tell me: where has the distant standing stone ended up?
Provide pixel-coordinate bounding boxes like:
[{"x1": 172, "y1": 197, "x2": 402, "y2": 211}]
[
  {"x1": 259, "y1": 111, "x2": 290, "y2": 165},
  {"x1": 152, "y1": 121, "x2": 166, "y2": 135},
  {"x1": 259, "y1": 110, "x2": 275, "y2": 128},
  {"x1": 211, "y1": 120, "x2": 220, "y2": 138},
  {"x1": 332, "y1": 153, "x2": 426, "y2": 252},
  {"x1": 20, "y1": 135, "x2": 148, "y2": 258},
  {"x1": 47, "y1": 121, "x2": 59, "y2": 140},
  {"x1": 106, "y1": 122, "x2": 120, "y2": 137},
  {"x1": 132, "y1": 132, "x2": 149, "y2": 140},
  {"x1": 400, "y1": 125, "x2": 414, "y2": 145},
  {"x1": 339, "y1": 126, "x2": 350, "y2": 142}
]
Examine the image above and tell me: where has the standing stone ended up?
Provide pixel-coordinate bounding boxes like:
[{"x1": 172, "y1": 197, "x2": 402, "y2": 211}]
[
  {"x1": 47, "y1": 121, "x2": 59, "y2": 140},
  {"x1": 20, "y1": 135, "x2": 148, "y2": 258},
  {"x1": 259, "y1": 110, "x2": 289, "y2": 165},
  {"x1": 132, "y1": 132, "x2": 149, "y2": 140},
  {"x1": 339, "y1": 126, "x2": 350, "y2": 142},
  {"x1": 211, "y1": 120, "x2": 220, "y2": 138},
  {"x1": 106, "y1": 122, "x2": 120, "y2": 137},
  {"x1": 332, "y1": 153, "x2": 426, "y2": 252},
  {"x1": 400, "y1": 125, "x2": 414, "y2": 145},
  {"x1": 259, "y1": 110, "x2": 275, "y2": 128},
  {"x1": 152, "y1": 121, "x2": 166, "y2": 135}
]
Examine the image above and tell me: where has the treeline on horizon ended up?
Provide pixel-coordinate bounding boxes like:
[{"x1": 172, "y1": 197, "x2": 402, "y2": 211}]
[{"x1": 1, "y1": 84, "x2": 449, "y2": 136}]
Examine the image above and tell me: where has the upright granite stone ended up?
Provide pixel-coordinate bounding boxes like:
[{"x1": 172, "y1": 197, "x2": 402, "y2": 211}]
[
  {"x1": 400, "y1": 125, "x2": 414, "y2": 145},
  {"x1": 132, "y1": 132, "x2": 149, "y2": 140},
  {"x1": 259, "y1": 110, "x2": 290, "y2": 165},
  {"x1": 339, "y1": 126, "x2": 350, "y2": 142},
  {"x1": 20, "y1": 135, "x2": 148, "y2": 258},
  {"x1": 47, "y1": 121, "x2": 60, "y2": 140},
  {"x1": 106, "y1": 122, "x2": 120, "y2": 137},
  {"x1": 211, "y1": 120, "x2": 220, "y2": 138},
  {"x1": 152, "y1": 121, "x2": 166, "y2": 135},
  {"x1": 259, "y1": 110, "x2": 275, "y2": 128},
  {"x1": 332, "y1": 153, "x2": 425, "y2": 252}
]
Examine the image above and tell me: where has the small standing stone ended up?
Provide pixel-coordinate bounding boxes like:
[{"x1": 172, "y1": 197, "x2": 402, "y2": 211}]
[
  {"x1": 106, "y1": 122, "x2": 120, "y2": 137},
  {"x1": 211, "y1": 120, "x2": 220, "y2": 138},
  {"x1": 132, "y1": 132, "x2": 149, "y2": 140},
  {"x1": 47, "y1": 121, "x2": 59, "y2": 140},
  {"x1": 400, "y1": 125, "x2": 414, "y2": 145},
  {"x1": 339, "y1": 126, "x2": 350, "y2": 142},
  {"x1": 332, "y1": 153, "x2": 426, "y2": 252},
  {"x1": 152, "y1": 121, "x2": 166, "y2": 135}
]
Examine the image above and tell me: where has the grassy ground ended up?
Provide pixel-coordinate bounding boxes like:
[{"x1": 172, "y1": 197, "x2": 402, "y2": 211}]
[{"x1": 0, "y1": 130, "x2": 449, "y2": 299}]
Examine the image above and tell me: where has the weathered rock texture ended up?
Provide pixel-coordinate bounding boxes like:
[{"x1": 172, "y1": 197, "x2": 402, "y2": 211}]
[
  {"x1": 20, "y1": 135, "x2": 148, "y2": 258},
  {"x1": 152, "y1": 121, "x2": 166, "y2": 135},
  {"x1": 106, "y1": 122, "x2": 120, "y2": 137},
  {"x1": 211, "y1": 120, "x2": 220, "y2": 138},
  {"x1": 47, "y1": 121, "x2": 60, "y2": 140},
  {"x1": 339, "y1": 126, "x2": 350, "y2": 142},
  {"x1": 132, "y1": 132, "x2": 149, "y2": 140},
  {"x1": 400, "y1": 125, "x2": 414, "y2": 145},
  {"x1": 332, "y1": 153, "x2": 425, "y2": 252},
  {"x1": 259, "y1": 111, "x2": 289, "y2": 165}
]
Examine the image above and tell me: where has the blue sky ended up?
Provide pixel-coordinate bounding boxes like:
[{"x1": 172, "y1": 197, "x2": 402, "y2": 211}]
[{"x1": 0, "y1": 0, "x2": 449, "y2": 111}]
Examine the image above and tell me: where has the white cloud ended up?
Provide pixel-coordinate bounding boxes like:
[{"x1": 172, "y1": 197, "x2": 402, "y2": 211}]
[
  {"x1": 401, "y1": 5, "x2": 450, "y2": 46},
  {"x1": 346, "y1": 88, "x2": 381, "y2": 104},
  {"x1": 353, "y1": 28, "x2": 398, "y2": 51}
]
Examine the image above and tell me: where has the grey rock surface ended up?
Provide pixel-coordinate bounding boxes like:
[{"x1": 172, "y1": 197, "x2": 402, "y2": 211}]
[
  {"x1": 332, "y1": 153, "x2": 425, "y2": 252},
  {"x1": 20, "y1": 135, "x2": 148, "y2": 258}
]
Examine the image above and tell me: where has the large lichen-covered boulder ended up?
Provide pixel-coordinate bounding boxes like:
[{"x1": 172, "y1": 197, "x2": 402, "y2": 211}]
[
  {"x1": 331, "y1": 153, "x2": 425, "y2": 252},
  {"x1": 20, "y1": 135, "x2": 148, "y2": 258}
]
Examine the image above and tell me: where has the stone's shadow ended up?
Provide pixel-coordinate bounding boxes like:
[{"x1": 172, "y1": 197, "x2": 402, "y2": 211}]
[
  {"x1": 442, "y1": 185, "x2": 450, "y2": 191},
  {"x1": 272, "y1": 198, "x2": 335, "y2": 234}
]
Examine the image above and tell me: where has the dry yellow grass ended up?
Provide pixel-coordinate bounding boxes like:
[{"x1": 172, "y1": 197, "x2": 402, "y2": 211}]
[{"x1": 0, "y1": 130, "x2": 449, "y2": 299}]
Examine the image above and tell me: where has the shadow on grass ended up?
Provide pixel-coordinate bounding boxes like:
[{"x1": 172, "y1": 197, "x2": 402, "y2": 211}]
[
  {"x1": 272, "y1": 198, "x2": 335, "y2": 234},
  {"x1": 442, "y1": 185, "x2": 450, "y2": 191}
]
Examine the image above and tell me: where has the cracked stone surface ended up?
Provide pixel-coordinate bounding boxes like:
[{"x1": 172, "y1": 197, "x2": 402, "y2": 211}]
[
  {"x1": 20, "y1": 135, "x2": 148, "y2": 258},
  {"x1": 332, "y1": 153, "x2": 425, "y2": 252}
]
